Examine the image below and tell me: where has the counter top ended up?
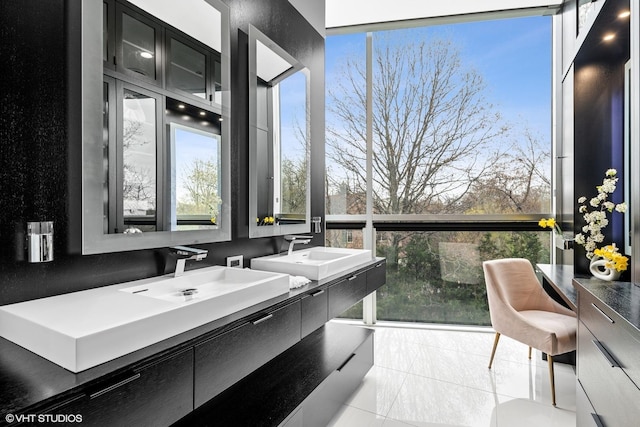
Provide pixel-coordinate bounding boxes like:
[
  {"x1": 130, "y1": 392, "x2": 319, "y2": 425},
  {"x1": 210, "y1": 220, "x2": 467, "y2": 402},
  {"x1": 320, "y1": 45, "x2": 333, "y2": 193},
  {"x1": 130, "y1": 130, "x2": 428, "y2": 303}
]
[
  {"x1": 573, "y1": 277, "x2": 640, "y2": 333},
  {"x1": 536, "y1": 263, "x2": 579, "y2": 310},
  {"x1": 0, "y1": 257, "x2": 384, "y2": 419}
]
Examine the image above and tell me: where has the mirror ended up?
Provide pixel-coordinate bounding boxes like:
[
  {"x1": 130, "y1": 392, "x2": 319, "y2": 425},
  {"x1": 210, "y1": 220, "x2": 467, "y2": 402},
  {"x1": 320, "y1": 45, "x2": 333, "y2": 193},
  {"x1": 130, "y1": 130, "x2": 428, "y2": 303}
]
[
  {"x1": 248, "y1": 25, "x2": 311, "y2": 238},
  {"x1": 81, "y1": 0, "x2": 231, "y2": 254}
]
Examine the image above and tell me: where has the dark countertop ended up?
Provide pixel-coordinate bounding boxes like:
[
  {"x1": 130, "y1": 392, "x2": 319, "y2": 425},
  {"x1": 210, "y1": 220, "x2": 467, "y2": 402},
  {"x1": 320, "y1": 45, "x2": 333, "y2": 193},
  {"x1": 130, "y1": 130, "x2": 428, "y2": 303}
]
[
  {"x1": 0, "y1": 258, "x2": 385, "y2": 419},
  {"x1": 573, "y1": 277, "x2": 640, "y2": 334},
  {"x1": 537, "y1": 263, "x2": 579, "y2": 311}
]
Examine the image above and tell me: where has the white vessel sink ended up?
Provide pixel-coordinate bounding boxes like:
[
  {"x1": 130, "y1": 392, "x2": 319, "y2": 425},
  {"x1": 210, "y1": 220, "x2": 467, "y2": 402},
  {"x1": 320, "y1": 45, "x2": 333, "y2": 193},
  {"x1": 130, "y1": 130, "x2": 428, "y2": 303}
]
[
  {"x1": 0, "y1": 266, "x2": 289, "y2": 373},
  {"x1": 251, "y1": 247, "x2": 372, "y2": 280}
]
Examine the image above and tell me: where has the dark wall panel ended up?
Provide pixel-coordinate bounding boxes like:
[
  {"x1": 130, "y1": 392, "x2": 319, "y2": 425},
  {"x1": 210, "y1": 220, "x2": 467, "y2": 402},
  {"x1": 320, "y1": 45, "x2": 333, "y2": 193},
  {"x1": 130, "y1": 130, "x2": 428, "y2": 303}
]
[
  {"x1": 0, "y1": 0, "x2": 325, "y2": 305},
  {"x1": 573, "y1": 61, "x2": 626, "y2": 275}
]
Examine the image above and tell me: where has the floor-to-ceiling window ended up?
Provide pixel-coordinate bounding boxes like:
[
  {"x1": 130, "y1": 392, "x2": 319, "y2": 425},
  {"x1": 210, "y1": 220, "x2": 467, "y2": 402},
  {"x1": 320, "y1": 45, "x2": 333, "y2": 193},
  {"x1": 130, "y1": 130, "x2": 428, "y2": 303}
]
[{"x1": 326, "y1": 13, "x2": 553, "y2": 325}]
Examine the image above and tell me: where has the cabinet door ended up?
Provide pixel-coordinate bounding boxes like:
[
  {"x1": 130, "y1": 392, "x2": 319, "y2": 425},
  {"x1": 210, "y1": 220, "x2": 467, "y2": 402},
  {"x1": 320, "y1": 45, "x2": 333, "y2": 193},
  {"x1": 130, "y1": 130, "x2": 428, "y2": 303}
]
[
  {"x1": 301, "y1": 288, "x2": 328, "y2": 338},
  {"x1": 194, "y1": 300, "x2": 301, "y2": 407},
  {"x1": 55, "y1": 348, "x2": 193, "y2": 427},
  {"x1": 577, "y1": 321, "x2": 640, "y2": 427},
  {"x1": 366, "y1": 261, "x2": 386, "y2": 294},
  {"x1": 166, "y1": 31, "x2": 210, "y2": 103},
  {"x1": 103, "y1": 0, "x2": 116, "y2": 70},
  {"x1": 116, "y1": 4, "x2": 162, "y2": 85},
  {"x1": 328, "y1": 272, "x2": 367, "y2": 319},
  {"x1": 303, "y1": 333, "x2": 374, "y2": 426},
  {"x1": 579, "y1": 289, "x2": 640, "y2": 388}
]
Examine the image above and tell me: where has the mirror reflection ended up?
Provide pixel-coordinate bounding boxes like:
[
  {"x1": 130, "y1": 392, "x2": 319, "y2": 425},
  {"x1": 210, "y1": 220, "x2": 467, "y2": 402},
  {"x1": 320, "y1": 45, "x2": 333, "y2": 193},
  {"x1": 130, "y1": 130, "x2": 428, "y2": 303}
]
[
  {"x1": 83, "y1": 0, "x2": 231, "y2": 254},
  {"x1": 249, "y1": 26, "x2": 311, "y2": 238}
]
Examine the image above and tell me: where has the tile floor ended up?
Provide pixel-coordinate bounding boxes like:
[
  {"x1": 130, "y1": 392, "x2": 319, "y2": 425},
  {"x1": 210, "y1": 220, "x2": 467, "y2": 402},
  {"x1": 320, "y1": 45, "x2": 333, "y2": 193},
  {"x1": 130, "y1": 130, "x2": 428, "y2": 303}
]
[{"x1": 327, "y1": 322, "x2": 576, "y2": 427}]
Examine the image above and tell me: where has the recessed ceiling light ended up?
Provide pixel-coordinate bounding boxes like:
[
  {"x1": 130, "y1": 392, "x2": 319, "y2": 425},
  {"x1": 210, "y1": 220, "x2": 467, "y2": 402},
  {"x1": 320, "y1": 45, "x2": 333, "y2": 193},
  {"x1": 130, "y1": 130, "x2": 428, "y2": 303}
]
[
  {"x1": 178, "y1": 104, "x2": 186, "y2": 109},
  {"x1": 618, "y1": 10, "x2": 631, "y2": 19},
  {"x1": 199, "y1": 111, "x2": 206, "y2": 116},
  {"x1": 140, "y1": 51, "x2": 153, "y2": 59},
  {"x1": 201, "y1": 121, "x2": 209, "y2": 126},
  {"x1": 182, "y1": 115, "x2": 190, "y2": 120},
  {"x1": 603, "y1": 33, "x2": 615, "y2": 41}
]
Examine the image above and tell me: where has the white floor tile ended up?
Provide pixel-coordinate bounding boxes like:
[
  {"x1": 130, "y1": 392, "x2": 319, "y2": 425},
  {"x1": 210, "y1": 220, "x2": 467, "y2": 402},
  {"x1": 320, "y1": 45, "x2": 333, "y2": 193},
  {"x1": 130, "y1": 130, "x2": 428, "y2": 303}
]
[
  {"x1": 326, "y1": 405, "x2": 386, "y2": 427},
  {"x1": 327, "y1": 325, "x2": 576, "y2": 427},
  {"x1": 344, "y1": 366, "x2": 408, "y2": 417}
]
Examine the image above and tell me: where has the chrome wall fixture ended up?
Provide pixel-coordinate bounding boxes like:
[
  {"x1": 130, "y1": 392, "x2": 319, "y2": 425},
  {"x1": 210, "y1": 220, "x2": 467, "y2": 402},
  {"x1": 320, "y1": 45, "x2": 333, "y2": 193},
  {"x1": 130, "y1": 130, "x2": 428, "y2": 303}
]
[{"x1": 27, "y1": 221, "x2": 54, "y2": 263}]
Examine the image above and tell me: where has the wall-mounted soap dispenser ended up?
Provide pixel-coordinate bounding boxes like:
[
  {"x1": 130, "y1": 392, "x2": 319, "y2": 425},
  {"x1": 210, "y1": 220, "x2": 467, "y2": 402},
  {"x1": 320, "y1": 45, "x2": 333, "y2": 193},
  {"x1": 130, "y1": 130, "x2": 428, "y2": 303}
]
[
  {"x1": 312, "y1": 216, "x2": 322, "y2": 234},
  {"x1": 27, "y1": 221, "x2": 54, "y2": 263}
]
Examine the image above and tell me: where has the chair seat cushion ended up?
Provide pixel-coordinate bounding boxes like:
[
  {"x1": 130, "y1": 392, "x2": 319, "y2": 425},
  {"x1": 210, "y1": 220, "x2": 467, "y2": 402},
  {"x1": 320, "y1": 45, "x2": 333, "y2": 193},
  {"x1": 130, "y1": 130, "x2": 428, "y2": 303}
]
[{"x1": 517, "y1": 310, "x2": 577, "y2": 355}]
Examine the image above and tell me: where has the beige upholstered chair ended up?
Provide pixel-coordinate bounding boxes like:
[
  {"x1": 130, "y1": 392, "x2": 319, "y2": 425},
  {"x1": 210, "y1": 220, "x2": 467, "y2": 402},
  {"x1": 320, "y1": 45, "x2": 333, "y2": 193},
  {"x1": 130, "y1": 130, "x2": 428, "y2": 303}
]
[{"x1": 482, "y1": 258, "x2": 576, "y2": 406}]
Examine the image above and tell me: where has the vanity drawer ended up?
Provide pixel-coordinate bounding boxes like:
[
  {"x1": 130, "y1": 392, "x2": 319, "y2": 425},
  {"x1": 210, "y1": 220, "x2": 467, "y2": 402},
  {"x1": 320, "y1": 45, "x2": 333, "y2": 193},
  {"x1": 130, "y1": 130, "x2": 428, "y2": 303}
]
[
  {"x1": 366, "y1": 261, "x2": 386, "y2": 294},
  {"x1": 302, "y1": 333, "x2": 374, "y2": 426},
  {"x1": 328, "y1": 271, "x2": 367, "y2": 318},
  {"x1": 579, "y1": 289, "x2": 640, "y2": 388},
  {"x1": 301, "y1": 287, "x2": 328, "y2": 338},
  {"x1": 55, "y1": 348, "x2": 194, "y2": 427},
  {"x1": 194, "y1": 300, "x2": 301, "y2": 407},
  {"x1": 577, "y1": 321, "x2": 640, "y2": 427}
]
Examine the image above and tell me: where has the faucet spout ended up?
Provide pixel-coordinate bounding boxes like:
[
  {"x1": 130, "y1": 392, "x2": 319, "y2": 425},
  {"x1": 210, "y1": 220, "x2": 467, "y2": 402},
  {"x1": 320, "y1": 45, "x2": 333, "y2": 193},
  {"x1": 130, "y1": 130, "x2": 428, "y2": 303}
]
[
  {"x1": 283, "y1": 235, "x2": 313, "y2": 256},
  {"x1": 169, "y1": 246, "x2": 208, "y2": 277}
]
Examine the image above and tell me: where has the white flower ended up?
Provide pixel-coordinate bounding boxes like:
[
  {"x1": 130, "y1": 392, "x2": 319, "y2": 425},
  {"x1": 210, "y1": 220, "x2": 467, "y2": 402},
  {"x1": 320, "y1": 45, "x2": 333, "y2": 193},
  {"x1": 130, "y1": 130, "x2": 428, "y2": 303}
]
[
  {"x1": 575, "y1": 234, "x2": 585, "y2": 244},
  {"x1": 578, "y1": 196, "x2": 587, "y2": 203},
  {"x1": 605, "y1": 168, "x2": 617, "y2": 176},
  {"x1": 604, "y1": 201, "x2": 615, "y2": 211},
  {"x1": 590, "y1": 197, "x2": 600, "y2": 207},
  {"x1": 615, "y1": 203, "x2": 627, "y2": 213}
]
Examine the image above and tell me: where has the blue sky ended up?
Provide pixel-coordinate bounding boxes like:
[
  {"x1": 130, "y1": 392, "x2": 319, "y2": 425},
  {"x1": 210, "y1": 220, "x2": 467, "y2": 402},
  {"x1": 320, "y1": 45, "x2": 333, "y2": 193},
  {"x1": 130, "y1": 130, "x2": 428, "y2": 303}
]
[{"x1": 325, "y1": 14, "x2": 552, "y2": 141}]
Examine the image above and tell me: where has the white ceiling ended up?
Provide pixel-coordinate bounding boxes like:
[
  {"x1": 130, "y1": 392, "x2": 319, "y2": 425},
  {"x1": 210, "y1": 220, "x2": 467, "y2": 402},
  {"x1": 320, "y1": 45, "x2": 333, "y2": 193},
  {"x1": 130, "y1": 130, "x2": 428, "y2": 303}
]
[{"x1": 326, "y1": 0, "x2": 563, "y2": 31}]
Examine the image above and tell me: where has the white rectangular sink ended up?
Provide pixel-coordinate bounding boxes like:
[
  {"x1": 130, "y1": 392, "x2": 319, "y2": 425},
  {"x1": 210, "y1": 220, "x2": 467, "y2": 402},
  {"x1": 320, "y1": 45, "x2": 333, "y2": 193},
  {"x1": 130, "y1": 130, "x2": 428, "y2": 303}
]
[
  {"x1": 0, "y1": 266, "x2": 289, "y2": 373},
  {"x1": 251, "y1": 247, "x2": 372, "y2": 280}
]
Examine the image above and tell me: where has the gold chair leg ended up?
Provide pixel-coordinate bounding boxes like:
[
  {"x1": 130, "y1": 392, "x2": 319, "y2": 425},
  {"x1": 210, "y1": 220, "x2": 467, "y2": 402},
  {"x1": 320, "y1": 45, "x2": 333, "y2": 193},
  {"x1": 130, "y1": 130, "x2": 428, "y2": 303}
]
[
  {"x1": 488, "y1": 332, "x2": 500, "y2": 369},
  {"x1": 548, "y1": 355, "x2": 556, "y2": 406},
  {"x1": 528, "y1": 346, "x2": 532, "y2": 359}
]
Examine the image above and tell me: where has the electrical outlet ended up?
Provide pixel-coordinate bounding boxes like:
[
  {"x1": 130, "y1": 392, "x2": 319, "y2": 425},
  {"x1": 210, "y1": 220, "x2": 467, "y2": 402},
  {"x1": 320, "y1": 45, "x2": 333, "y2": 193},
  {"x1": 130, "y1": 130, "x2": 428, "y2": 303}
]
[{"x1": 226, "y1": 255, "x2": 243, "y2": 268}]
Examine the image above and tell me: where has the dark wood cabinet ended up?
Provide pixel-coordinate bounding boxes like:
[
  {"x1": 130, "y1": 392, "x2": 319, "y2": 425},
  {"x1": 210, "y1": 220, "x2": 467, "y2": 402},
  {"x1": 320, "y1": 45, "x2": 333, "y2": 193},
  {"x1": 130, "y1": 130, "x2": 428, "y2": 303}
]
[
  {"x1": 55, "y1": 348, "x2": 193, "y2": 427},
  {"x1": 575, "y1": 280, "x2": 640, "y2": 427},
  {"x1": 301, "y1": 333, "x2": 374, "y2": 426},
  {"x1": 194, "y1": 300, "x2": 301, "y2": 407},
  {"x1": 328, "y1": 271, "x2": 367, "y2": 318},
  {"x1": 300, "y1": 287, "x2": 328, "y2": 338},
  {"x1": 366, "y1": 260, "x2": 386, "y2": 294}
]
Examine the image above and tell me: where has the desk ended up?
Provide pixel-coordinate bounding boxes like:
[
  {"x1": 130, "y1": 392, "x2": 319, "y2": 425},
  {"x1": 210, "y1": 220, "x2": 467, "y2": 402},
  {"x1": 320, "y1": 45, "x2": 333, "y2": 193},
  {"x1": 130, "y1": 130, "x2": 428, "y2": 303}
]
[
  {"x1": 536, "y1": 263, "x2": 577, "y2": 311},
  {"x1": 536, "y1": 263, "x2": 577, "y2": 365}
]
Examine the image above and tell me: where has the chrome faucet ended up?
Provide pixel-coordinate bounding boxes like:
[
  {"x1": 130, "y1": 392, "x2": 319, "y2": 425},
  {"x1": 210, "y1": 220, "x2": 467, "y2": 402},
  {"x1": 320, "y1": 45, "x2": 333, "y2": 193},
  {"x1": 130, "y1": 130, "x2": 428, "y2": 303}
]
[
  {"x1": 283, "y1": 235, "x2": 312, "y2": 256},
  {"x1": 169, "y1": 246, "x2": 208, "y2": 277}
]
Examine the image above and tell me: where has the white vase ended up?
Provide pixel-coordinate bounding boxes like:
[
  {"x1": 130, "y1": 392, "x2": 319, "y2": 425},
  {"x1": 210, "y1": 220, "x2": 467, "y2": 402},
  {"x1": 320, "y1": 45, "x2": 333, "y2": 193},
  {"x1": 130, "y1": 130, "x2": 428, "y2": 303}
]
[{"x1": 589, "y1": 256, "x2": 621, "y2": 281}]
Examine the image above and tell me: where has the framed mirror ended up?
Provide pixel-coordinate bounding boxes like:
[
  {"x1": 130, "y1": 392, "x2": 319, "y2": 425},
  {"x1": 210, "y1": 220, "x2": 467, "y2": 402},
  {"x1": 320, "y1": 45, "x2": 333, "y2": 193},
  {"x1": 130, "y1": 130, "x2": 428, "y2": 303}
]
[
  {"x1": 248, "y1": 25, "x2": 311, "y2": 238},
  {"x1": 81, "y1": 0, "x2": 231, "y2": 254}
]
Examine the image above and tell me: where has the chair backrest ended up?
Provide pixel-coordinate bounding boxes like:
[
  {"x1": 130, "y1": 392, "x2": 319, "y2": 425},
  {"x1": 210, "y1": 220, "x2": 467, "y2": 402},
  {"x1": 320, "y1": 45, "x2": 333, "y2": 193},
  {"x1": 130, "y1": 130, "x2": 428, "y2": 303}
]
[{"x1": 483, "y1": 258, "x2": 575, "y2": 323}]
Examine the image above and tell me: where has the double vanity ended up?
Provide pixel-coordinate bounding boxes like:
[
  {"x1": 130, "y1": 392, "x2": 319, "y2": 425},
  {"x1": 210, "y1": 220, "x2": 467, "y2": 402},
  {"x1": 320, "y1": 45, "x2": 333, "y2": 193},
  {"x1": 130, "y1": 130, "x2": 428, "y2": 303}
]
[{"x1": 0, "y1": 248, "x2": 385, "y2": 426}]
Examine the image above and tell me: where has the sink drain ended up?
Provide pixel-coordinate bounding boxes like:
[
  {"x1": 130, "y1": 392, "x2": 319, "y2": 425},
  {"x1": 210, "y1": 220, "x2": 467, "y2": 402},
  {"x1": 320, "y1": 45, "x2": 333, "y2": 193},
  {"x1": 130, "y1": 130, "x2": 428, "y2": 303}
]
[{"x1": 178, "y1": 288, "x2": 199, "y2": 301}]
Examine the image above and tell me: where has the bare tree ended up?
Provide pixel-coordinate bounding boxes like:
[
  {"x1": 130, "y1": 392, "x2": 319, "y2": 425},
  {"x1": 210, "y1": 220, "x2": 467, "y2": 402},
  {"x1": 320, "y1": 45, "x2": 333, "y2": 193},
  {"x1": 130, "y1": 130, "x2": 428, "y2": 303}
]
[
  {"x1": 177, "y1": 158, "x2": 220, "y2": 217},
  {"x1": 465, "y1": 129, "x2": 551, "y2": 213},
  {"x1": 327, "y1": 35, "x2": 509, "y2": 217},
  {"x1": 326, "y1": 34, "x2": 510, "y2": 264}
]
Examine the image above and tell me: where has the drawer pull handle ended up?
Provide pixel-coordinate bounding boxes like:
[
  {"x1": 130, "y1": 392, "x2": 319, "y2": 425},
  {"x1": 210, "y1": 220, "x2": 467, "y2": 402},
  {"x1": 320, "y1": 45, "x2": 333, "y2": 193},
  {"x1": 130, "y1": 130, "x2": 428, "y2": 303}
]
[
  {"x1": 591, "y1": 413, "x2": 604, "y2": 427},
  {"x1": 375, "y1": 263, "x2": 383, "y2": 268},
  {"x1": 252, "y1": 313, "x2": 274, "y2": 325},
  {"x1": 311, "y1": 289, "x2": 325, "y2": 297},
  {"x1": 591, "y1": 303, "x2": 614, "y2": 324},
  {"x1": 89, "y1": 373, "x2": 141, "y2": 399},
  {"x1": 592, "y1": 340, "x2": 620, "y2": 368},
  {"x1": 348, "y1": 275, "x2": 358, "y2": 281},
  {"x1": 337, "y1": 353, "x2": 356, "y2": 372}
]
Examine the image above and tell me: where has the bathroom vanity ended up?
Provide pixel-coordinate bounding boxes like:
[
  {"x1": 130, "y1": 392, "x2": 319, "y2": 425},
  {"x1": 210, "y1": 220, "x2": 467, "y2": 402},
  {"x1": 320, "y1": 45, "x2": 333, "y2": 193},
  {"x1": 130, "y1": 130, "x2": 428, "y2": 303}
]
[
  {"x1": 0, "y1": 258, "x2": 385, "y2": 426},
  {"x1": 573, "y1": 278, "x2": 640, "y2": 427}
]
